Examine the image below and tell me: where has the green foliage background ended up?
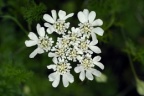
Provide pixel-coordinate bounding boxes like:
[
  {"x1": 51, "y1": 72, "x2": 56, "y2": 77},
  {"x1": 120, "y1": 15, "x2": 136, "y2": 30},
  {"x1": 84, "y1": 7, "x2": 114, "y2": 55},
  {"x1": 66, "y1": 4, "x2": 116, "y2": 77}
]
[{"x1": 0, "y1": 0, "x2": 144, "y2": 96}]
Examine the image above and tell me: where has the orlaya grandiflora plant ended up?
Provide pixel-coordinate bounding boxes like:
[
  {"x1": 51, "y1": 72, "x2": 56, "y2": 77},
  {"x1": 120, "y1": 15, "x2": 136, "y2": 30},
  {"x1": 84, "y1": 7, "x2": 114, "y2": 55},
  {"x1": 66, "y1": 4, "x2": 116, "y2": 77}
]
[{"x1": 25, "y1": 9, "x2": 104, "y2": 87}]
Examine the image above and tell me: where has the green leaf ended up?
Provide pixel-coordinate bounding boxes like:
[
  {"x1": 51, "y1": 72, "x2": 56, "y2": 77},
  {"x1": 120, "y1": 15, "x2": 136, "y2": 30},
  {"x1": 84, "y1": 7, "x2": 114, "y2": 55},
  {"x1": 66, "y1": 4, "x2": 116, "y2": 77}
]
[{"x1": 21, "y1": 2, "x2": 47, "y2": 24}]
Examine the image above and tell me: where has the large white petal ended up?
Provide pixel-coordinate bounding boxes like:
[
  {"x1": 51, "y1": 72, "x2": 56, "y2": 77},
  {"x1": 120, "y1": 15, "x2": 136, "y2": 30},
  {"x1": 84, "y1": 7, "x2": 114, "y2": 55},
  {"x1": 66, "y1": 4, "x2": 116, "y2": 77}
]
[
  {"x1": 83, "y1": 9, "x2": 89, "y2": 19},
  {"x1": 48, "y1": 52, "x2": 56, "y2": 57},
  {"x1": 77, "y1": 12, "x2": 87, "y2": 23},
  {"x1": 46, "y1": 28, "x2": 53, "y2": 34},
  {"x1": 48, "y1": 72, "x2": 57, "y2": 81},
  {"x1": 58, "y1": 10, "x2": 66, "y2": 20},
  {"x1": 94, "y1": 62, "x2": 104, "y2": 70},
  {"x1": 36, "y1": 23, "x2": 41, "y2": 33},
  {"x1": 92, "y1": 19, "x2": 103, "y2": 26},
  {"x1": 28, "y1": 32, "x2": 38, "y2": 41},
  {"x1": 37, "y1": 48, "x2": 44, "y2": 54},
  {"x1": 89, "y1": 45, "x2": 101, "y2": 53},
  {"x1": 90, "y1": 32, "x2": 98, "y2": 45},
  {"x1": 92, "y1": 27, "x2": 104, "y2": 36},
  {"x1": 79, "y1": 70, "x2": 85, "y2": 81},
  {"x1": 66, "y1": 73, "x2": 74, "y2": 83},
  {"x1": 45, "y1": 23, "x2": 55, "y2": 33},
  {"x1": 38, "y1": 27, "x2": 45, "y2": 37},
  {"x1": 63, "y1": 13, "x2": 74, "y2": 20},
  {"x1": 43, "y1": 14, "x2": 55, "y2": 23},
  {"x1": 51, "y1": 10, "x2": 57, "y2": 21},
  {"x1": 62, "y1": 75, "x2": 69, "y2": 87},
  {"x1": 88, "y1": 11, "x2": 96, "y2": 23},
  {"x1": 47, "y1": 65, "x2": 56, "y2": 70},
  {"x1": 93, "y1": 56, "x2": 101, "y2": 62},
  {"x1": 29, "y1": 47, "x2": 39, "y2": 58},
  {"x1": 25, "y1": 40, "x2": 37, "y2": 47},
  {"x1": 52, "y1": 74, "x2": 60, "y2": 88},
  {"x1": 44, "y1": 23, "x2": 51, "y2": 27},
  {"x1": 86, "y1": 70, "x2": 94, "y2": 80},
  {"x1": 74, "y1": 66, "x2": 81, "y2": 73},
  {"x1": 91, "y1": 69, "x2": 101, "y2": 77},
  {"x1": 52, "y1": 57, "x2": 57, "y2": 64}
]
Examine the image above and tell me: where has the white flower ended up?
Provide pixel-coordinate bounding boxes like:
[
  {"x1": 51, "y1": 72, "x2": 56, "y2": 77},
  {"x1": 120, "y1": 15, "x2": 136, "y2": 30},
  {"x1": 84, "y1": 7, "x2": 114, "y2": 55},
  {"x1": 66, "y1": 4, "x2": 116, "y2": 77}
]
[
  {"x1": 48, "y1": 43, "x2": 67, "y2": 59},
  {"x1": 77, "y1": 9, "x2": 104, "y2": 41},
  {"x1": 68, "y1": 27, "x2": 81, "y2": 46},
  {"x1": 43, "y1": 10, "x2": 74, "y2": 35},
  {"x1": 47, "y1": 58, "x2": 74, "y2": 87},
  {"x1": 25, "y1": 24, "x2": 54, "y2": 58},
  {"x1": 74, "y1": 54, "x2": 104, "y2": 81},
  {"x1": 66, "y1": 47, "x2": 82, "y2": 62},
  {"x1": 75, "y1": 36, "x2": 101, "y2": 54},
  {"x1": 57, "y1": 35, "x2": 70, "y2": 48}
]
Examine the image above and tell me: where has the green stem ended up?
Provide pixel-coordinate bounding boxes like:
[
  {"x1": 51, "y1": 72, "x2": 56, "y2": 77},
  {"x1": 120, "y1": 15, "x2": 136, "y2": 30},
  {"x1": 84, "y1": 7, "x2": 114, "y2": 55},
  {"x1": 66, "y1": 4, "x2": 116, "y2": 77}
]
[
  {"x1": 28, "y1": 22, "x2": 32, "y2": 32},
  {"x1": 121, "y1": 27, "x2": 138, "y2": 80},
  {"x1": 127, "y1": 53, "x2": 138, "y2": 80},
  {"x1": 1, "y1": 15, "x2": 28, "y2": 35}
]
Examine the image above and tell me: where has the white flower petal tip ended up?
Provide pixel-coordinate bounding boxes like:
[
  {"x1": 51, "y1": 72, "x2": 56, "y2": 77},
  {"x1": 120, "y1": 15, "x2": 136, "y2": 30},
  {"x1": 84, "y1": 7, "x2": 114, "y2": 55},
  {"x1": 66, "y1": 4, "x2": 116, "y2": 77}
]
[
  {"x1": 28, "y1": 32, "x2": 38, "y2": 41},
  {"x1": 86, "y1": 71, "x2": 94, "y2": 80},
  {"x1": 89, "y1": 46, "x2": 101, "y2": 54},
  {"x1": 51, "y1": 10, "x2": 57, "y2": 21},
  {"x1": 63, "y1": 13, "x2": 74, "y2": 20},
  {"x1": 25, "y1": 40, "x2": 37, "y2": 47},
  {"x1": 78, "y1": 12, "x2": 87, "y2": 23},
  {"x1": 52, "y1": 74, "x2": 60, "y2": 88},
  {"x1": 93, "y1": 27, "x2": 104, "y2": 36},
  {"x1": 38, "y1": 27, "x2": 45, "y2": 37},
  {"x1": 79, "y1": 71, "x2": 85, "y2": 81},
  {"x1": 36, "y1": 23, "x2": 41, "y2": 32},
  {"x1": 29, "y1": 49, "x2": 38, "y2": 58},
  {"x1": 93, "y1": 56, "x2": 101, "y2": 62},
  {"x1": 92, "y1": 19, "x2": 103, "y2": 26},
  {"x1": 46, "y1": 28, "x2": 53, "y2": 34},
  {"x1": 43, "y1": 14, "x2": 55, "y2": 24},
  {"x1": 88, "y1": 11, "x2": 96, "y2": 23}
]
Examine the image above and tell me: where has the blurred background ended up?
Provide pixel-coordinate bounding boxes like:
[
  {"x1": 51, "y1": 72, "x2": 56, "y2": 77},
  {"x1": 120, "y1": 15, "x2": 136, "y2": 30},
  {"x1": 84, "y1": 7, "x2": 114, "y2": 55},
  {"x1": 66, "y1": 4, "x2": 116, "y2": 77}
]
[{"x1": 0, "y1": 0, "x2": 144, "y2": 96}]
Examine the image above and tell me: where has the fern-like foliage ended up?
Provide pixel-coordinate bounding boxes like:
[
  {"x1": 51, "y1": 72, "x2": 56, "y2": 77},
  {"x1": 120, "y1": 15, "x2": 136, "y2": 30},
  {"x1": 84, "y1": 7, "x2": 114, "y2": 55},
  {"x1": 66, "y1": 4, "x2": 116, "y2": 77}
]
[{"x1": 21, "y1": 1, "x2": 47, "y2": 24}]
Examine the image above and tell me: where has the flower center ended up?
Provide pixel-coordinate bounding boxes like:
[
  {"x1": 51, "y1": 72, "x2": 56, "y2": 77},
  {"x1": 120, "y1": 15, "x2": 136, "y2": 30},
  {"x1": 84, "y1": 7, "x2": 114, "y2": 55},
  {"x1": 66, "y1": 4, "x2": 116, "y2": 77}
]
[
  {"x1": 54, "y1": 20, "x2": 66, "y2": 34},
  {"x1": 70, "y1": 33, "x2": 77, "y2": 42},
  {"x1": 38, "y1": 37, "x2": 49, "y2": 50},
  {"x1": 81, "y1": 23, "x2": 91, "y2": 33},
  {"x1": 56, "y1": 63, "x2": 70, "y2": 74},
  {"x1": 81, "y1": 58, "x2": 94, "y2": 69},
  {"x1": 69, "y1": 49, "x2": 77, "y2": 58},
  {"x1": 61, "y1": 38, "x2": 69, "y2": 46},
  {"x1": 79, "y1": 41, "x2": 88, "y2": 51},
  {"x1": 80, "y1": 23, "x2": 92, "y2": 35},
  {"x1": 56, "y1": 47, "x2": 65, "y2": 57}
]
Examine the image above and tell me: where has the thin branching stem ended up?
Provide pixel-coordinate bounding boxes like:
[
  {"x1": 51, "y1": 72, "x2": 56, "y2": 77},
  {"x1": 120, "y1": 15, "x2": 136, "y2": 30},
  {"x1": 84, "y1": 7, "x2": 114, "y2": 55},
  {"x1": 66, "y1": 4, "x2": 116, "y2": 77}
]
[
  {"x1": 127, "y1": 53, "x2": 138, "y2": 80},
  {"x1": 1, "y1": 15, "x2": 28, "y2": 35},
  {"x1": 121, "y1": 27, "x2": 138, "y2": 80}
]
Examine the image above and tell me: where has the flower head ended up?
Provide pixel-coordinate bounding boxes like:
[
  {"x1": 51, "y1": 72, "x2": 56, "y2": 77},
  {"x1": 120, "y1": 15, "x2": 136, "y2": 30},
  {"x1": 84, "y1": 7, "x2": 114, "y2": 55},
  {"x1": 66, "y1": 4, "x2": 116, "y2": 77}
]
[
  {"x1": 47, "y1": 58, "x2": 74, "y2": 87},
  {"x1": 25, "y1": 9, "x2": 104, "y2": 87},
  {"x1": 68, "y1": 27, "x2": 81, "y2": 46},
  {"x1": 43, "y1": 10, "x2": 74, "y2": 35},
  {"x1": 25, "y1": 24, "x2": 54, "y2": 58},
  {"x1": 74, "y1": 54, "x2": 104, "y2": 81},
  {"x1": 75, "y1": 36, "x2": 101, "y2": 54},
  {"x1": 77, "y1": 9, "x2": 104, "y2": 41},
  {"x1": 48, "y1": 42, "x2": 67, "y2": 59}
]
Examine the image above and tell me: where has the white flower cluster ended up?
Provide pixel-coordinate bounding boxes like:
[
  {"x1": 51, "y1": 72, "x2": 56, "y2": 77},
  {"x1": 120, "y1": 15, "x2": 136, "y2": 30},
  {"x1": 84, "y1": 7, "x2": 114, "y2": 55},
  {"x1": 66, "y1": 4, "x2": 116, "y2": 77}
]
[{"x1": 25, "y1": 9, "x2": 104, "y2": 87}]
